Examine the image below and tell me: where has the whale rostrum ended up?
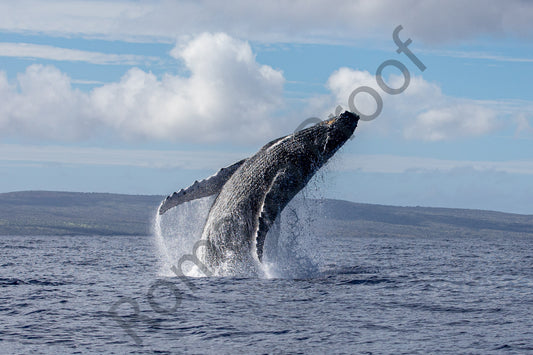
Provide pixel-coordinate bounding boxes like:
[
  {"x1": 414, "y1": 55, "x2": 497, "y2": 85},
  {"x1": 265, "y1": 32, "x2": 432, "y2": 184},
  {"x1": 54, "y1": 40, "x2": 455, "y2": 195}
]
[{"x1": 159, "y1": 111, "x2": 360, "y2": 269}]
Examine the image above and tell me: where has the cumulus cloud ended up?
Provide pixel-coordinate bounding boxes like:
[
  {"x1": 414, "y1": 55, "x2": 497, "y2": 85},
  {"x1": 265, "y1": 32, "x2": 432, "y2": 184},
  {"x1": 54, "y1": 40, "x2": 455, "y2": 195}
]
[
  {"x1": 0, "y1": 0, "x2": 531, "y2": 44},
  {"x1": 324, "y1": 67, "x2": 501, "y2": 141},
  {"x1": 0, "y1": 65, "x2": 94, "y2": 140},
  {"x1": 0, "y1": 31, "x2": 524, "y2": 144},
  {"x1": 0, "y1": 33, "x2": 285, "y2": 143}
]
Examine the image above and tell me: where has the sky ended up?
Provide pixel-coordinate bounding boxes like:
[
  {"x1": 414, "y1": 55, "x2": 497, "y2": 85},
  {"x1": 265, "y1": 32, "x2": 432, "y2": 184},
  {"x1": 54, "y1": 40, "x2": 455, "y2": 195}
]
[{"x1": 0, "y1": 0, "x2": 532, "y2": 214}]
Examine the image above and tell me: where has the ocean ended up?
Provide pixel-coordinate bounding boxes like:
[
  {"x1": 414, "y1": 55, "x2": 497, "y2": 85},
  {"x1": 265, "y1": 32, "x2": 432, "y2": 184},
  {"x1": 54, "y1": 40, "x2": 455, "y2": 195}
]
[{"x1": 1, "y1": 227, "x2": 531, "y2": 354}]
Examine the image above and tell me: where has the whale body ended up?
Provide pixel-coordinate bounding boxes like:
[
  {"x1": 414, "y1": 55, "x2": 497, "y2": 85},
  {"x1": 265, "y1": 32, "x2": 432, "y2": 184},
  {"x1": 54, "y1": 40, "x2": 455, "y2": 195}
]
[{"x1": 159, "y1": 111, "x2": 360, "y2": 271}]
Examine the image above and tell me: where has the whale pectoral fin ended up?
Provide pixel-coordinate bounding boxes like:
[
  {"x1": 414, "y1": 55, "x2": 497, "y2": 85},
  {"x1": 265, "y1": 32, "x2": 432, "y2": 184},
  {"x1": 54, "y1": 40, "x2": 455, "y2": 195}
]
[
  {"x1": 159, "y1": 158, "x2": 247, "y2": 215},
  {"x1": 255, "y1": 169, "x2": 303, "y2": 261}
]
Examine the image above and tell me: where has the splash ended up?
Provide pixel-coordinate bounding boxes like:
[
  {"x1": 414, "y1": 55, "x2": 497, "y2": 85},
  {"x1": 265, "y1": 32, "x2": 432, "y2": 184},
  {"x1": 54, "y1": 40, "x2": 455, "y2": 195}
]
[
  {"x1": 152, "y1": 170, "x2": 329, "y2": 279},
  {"x1": 261, "y1": 176, "x2": 327, "y2": 279},
  {"x1": 153, "y1": 196, "x2": 215, "y2": 277}
]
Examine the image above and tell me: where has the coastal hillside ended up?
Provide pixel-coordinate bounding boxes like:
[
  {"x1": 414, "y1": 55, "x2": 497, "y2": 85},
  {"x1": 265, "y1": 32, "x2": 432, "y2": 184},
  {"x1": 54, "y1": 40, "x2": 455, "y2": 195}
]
[
  {"x1": 0, "y1": 191, "x2": 162, "y2": 236},
  {"x1": 0, "y1": 191, "x2": 532, "y2": 237}
]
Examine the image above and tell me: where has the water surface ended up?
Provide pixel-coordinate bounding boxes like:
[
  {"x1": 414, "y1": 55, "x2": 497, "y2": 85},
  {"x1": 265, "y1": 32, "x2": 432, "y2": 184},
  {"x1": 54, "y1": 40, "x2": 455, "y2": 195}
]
[{"x1": 0, "y1": 233, "x2": 531, "y2": 354}]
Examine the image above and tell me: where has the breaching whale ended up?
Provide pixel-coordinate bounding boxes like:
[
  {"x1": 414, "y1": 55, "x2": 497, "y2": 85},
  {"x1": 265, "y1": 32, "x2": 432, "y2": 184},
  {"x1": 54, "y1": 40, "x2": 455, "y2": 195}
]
[{"x1": 159, "y1": 111, "x2": 360, "y2": 271}]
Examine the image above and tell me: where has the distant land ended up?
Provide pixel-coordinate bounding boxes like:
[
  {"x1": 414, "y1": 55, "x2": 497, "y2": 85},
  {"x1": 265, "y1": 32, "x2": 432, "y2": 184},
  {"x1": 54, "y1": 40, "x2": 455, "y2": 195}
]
[
  {"x1": 0, "y1": 191, "x2": 162, "y2": 236},
  {"x1": 0, "y1": 191, "x2": 532, "y2": 238}
]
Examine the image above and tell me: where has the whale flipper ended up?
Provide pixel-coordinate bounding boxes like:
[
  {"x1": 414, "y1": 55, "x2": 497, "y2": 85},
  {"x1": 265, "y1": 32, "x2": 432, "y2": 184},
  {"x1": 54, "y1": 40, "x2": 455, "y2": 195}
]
[{"x1": 159, "y1": 159, "x2": 247, "y2": 215}]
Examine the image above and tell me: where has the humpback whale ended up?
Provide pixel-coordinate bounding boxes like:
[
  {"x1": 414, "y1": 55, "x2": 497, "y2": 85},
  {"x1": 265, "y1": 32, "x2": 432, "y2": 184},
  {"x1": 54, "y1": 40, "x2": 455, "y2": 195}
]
[{"x1": 159, "y1": 111, "x2": 360, "y2": 271}]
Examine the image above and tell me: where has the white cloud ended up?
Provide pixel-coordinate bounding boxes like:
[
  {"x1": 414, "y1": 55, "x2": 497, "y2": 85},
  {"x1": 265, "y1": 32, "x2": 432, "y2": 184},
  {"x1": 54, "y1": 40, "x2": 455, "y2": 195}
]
[
  {"x1": 324, "y1": 67, "x2": 502, "y2": 141},
  {"x1": 1, "y1": 34, "x2": 526, "y2": 144},
  {"x1": 0, "y1": 1, "x2": 531, "y2": 44},
  {"x1": 0, "y1": 42, "x2": 157, "y2": 65},
  {"x1": 71, "y1": 79, "x2": 105, "y2": 85},
  {"x1": 421, "y1": 49, "x2": 533, "y2": 63},
  {"x1": 3, "y1": 143, "x2": 533, "y2": 177},
  {"x1": 0, "y1": 143, "x2": 248, "y2": 170},
  {"x1": 0, "y1": 33, "x2": 285, "y2": 143},
  {"x1": 514, "y1": 113, "x2": 533, "y2": 137},
  {"x1": 0, "y1": 65, "x2": 94, "y2": 140},
  {"x1": 330, "y1": 154, "x2": 533, "y2": 175},
  {"x1": 405, "y1": 105, "x2": 499, "y2": 141}
]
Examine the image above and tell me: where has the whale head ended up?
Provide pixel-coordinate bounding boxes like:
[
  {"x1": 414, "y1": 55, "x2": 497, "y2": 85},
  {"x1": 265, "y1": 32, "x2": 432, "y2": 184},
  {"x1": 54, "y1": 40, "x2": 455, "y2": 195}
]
[
  {"x1": 321, "y1": 111, "x2": 360, "y2": 158},
  {"x1": 294, "y1": 111, "x2": 360, "y2": 169}
]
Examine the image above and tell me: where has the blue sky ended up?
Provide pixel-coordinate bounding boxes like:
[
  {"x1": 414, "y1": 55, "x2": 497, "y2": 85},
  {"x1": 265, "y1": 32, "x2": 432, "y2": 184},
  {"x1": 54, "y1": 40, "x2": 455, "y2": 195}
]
[{"x1": 0, "y1": 1, "x2": 532, "y2": 214}]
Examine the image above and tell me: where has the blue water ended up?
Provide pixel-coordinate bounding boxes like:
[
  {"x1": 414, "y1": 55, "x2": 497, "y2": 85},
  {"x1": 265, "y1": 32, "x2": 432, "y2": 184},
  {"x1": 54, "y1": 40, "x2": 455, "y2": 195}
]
[{"x1": 0, "y1": 232, "x2": 532, "y2": 354}]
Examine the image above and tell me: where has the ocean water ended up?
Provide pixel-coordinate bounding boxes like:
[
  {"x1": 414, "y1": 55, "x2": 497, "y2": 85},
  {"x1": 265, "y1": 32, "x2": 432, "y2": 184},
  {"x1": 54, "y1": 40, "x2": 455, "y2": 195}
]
[{"x1": 1, "y1": 228, "x2": 532, "y2": 353}]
